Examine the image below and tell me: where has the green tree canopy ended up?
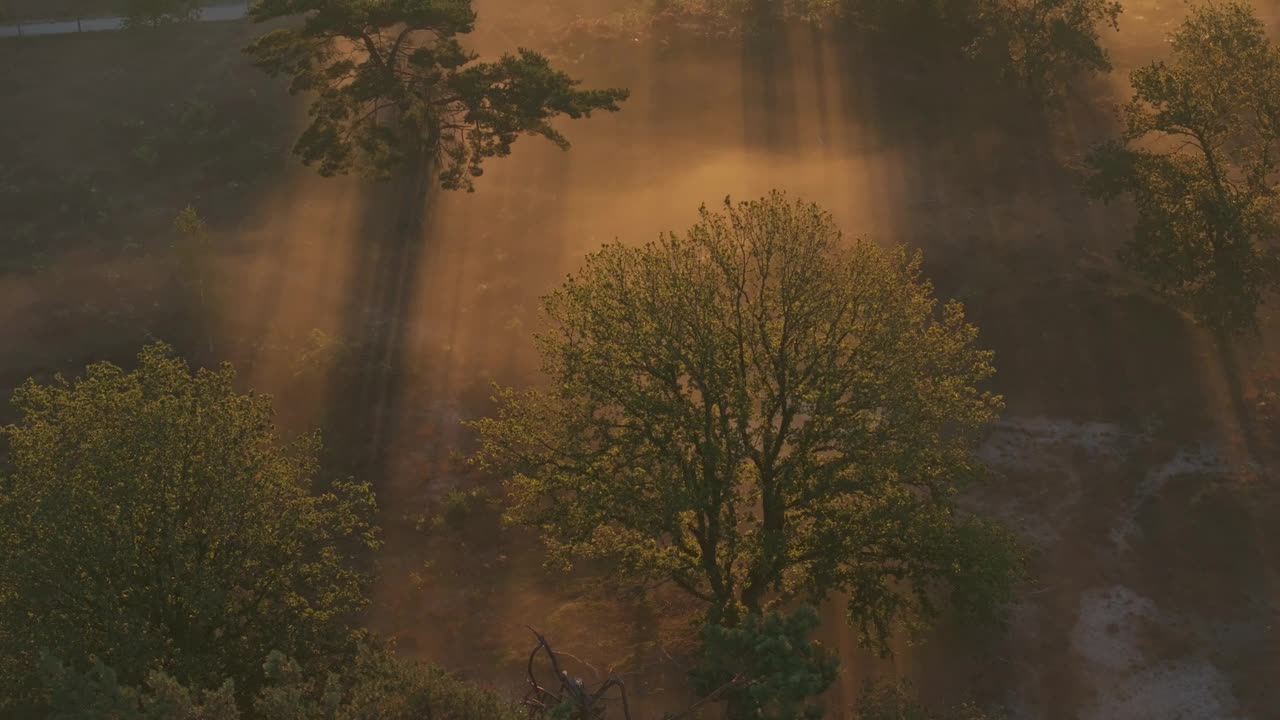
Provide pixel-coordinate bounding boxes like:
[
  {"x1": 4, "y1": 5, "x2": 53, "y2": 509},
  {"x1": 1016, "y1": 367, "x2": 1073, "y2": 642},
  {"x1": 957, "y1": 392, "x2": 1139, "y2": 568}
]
[
  {"x1": 0, "y1": 345, "x2": 379, "y2": 714},
  {"x1": 41, "y1": 644, "x2": 521, "y2": 720},
  {"x1": 1085, "y1": 1, "x2": 1280, "y2": 330},
  {"x1": 690, "y1": 606, "x2": 838, "y2": 720},
  {"x1": 470, "y1": 192, "x2": 1024, "y2": 647},
  {"x1": 963, "y1": 0, "x2": 1121, "y2": 104},
  {"x1": 864, "y1": 0, "x2": 1123, "y2": 103},
  {"x1": 246, "y1": 0, "x2": 629, "y2": 190},
  {"x1": 602, "y1": 0, "x2": 1118, "y2": 104}
]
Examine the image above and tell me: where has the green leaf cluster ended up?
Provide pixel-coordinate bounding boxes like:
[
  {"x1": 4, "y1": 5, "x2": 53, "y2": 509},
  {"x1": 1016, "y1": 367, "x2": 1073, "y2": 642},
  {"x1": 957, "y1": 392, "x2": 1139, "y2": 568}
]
[
  {"x1": 963, "y1": 0, "x2": 1121, "y2": 104},
  {"x1": 1085, "y1": 1, "x2": 1280, "y2": 330},
  {"x1": 245, "y1": 0, "x2": 629, "y2": 189},
  {"x1": 40, "y1": 644, "x2": 521, "y2": 720},
  {"x1": 0, "y1": 344, "x2": 379, "y2": 714},
  {"x1": 470, "y1": 192, "x2": 1024, "y2": 647},
  {"x1": 609, "y1": 0, "x2": 1119, "y2": 104},
  {"x1": 690, "y1": 606, "x2": 838, "y2": 720},
  {"x1": 855, "y1": 0, "x2": 1123, "y2": 103},
  {"x1": 41, "y1": 655, "x2": 241, "y2": 720}
]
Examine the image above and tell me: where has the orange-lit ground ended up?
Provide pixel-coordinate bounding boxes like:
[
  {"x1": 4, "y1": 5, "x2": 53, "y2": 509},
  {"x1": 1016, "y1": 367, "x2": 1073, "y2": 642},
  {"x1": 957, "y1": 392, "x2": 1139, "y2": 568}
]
[{"x1": 2, "y1": 2, "x2": 1279, "y2": 717}]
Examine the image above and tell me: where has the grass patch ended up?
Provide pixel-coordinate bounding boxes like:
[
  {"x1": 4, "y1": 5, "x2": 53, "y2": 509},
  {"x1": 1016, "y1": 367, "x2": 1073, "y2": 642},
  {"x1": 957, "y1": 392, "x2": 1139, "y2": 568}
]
[
  {"x1": 2, "y1": 0, "x2": 132, "y2": 22},
  {"x1": 0, "y1": 21, "x2": 293, "y2": 272}
]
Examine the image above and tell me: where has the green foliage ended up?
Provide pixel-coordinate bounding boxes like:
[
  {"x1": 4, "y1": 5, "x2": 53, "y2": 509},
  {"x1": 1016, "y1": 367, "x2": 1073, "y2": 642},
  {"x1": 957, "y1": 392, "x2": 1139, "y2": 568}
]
[
  {"x1": 122, "y1": 0, "x2": 202, "y2": 28},
  {"x1": 1084, "y1": 1, "x2": 1280, "y2": 330},
  {"x1": 173, "y1": 206, "x2": 215, "y2": 304},
  {"x1": 0, "y1": 344, "x2": 380, "y2": 714},
  {"x1": 173, "y1": 204, "x2": 209, "y2": 245},
  {"x1": 470, "y1": 191, "x2": 1024, "y2": 647},
  {"x1": 173, "y1": 205, "x2": 212, "y2": 266},
  {"x1": 668, "y1": 0, "x2": 842, "y2": 25},
  {"x1": 852, "y1": 681, "x2": 1002, "y2": 720},
  {"x1": 291, "y1": 329, "x2": 360, "y2": 381},
  {"x1": 336, "y1": 646, "x2": 522, "y2": 720},
  {"x1": 245, "y1": 0, "x2": 629, "y2": 190},
  {"x1": 593, "y1": 0, "x2": 1118, "y2": 103},
  {"x1": 690, "y1": 607, "x2": 838, "y2": 720},
  {"x1": 39, "y1": 645, "x2": 521, "y2": 720},
  {"x1": 442, "y1": 487, "x2": 479, "y2": 528},
  {"x1": 42, "y1": 655, "x2": 241, "y2": 720},
  {"x1": 861, "y1": 0, "x2": 1123, "y2": 102},
  {"x1": 963, "y1": 0, "x2": 1121, "y2": 103}
]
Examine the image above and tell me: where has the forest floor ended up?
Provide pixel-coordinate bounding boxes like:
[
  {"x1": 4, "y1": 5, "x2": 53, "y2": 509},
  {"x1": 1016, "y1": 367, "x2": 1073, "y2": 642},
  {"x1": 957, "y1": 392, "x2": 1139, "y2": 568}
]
[{"x1": 1, "y1": 2, "x2": 1279, "y2": 718}]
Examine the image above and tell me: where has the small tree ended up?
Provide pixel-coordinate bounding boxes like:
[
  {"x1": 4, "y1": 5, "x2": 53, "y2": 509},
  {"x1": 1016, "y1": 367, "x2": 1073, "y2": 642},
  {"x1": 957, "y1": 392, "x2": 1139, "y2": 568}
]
[
  {"x1": 470, "y1": 192, "x2": 1024, "y2": 646},
  {"x1": 246, "y1": 0, "x2": 629, "y2": 190},
  {"x1": 964, "y1": 0, "x2": 1122, "y2": 104},
  {"x1": 122, "y1": 0, "x2": 201, "y2": 29},
  {"x1": 691, "y1": 607, "x2": 838, "y2": 720},
  {"x1": 0, "y1": 345, "x2": 379, "y2": 714},
  {"x1": 1085, "y1": 1, "x2": 1280, "y2": 330},
  {"x1": 173, "y1": 206, "x2": 216, "y2": 324}
]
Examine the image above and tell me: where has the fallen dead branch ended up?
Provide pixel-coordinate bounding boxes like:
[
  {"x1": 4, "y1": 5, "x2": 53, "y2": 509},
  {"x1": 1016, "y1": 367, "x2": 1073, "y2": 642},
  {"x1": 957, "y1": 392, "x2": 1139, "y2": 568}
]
[
  {"x1": 520, "y1": 627, "x2": 751, "y2": 720},
  {"x1": 522, "y1": 627, "x2": 632, "y2": 720}
]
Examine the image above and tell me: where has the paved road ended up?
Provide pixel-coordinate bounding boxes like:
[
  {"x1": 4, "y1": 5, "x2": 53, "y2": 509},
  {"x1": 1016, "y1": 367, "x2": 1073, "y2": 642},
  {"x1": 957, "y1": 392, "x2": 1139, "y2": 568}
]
[{"x1": 0, "y1": 2, "x2": 248, "y2": 38}]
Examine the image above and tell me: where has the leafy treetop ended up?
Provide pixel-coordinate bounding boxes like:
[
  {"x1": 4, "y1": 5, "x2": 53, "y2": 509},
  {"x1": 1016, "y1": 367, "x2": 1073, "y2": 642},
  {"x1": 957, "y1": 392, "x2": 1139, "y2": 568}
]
[
  {"x1": 470, "y1": 192, "x2": 1024, "y2": 648},
  {"x1": 1085, "y1": 0, "x2": 1280, "y2": 330},
  {"x1": 246, "y1": 0, "x2": 629, "y2": 190},
  {"x1": 964, "y1": 0, "x2": 1122, "y2": 104},
  {"x1": 0, "y1": 344, "x2": 379, "y2": 714}
]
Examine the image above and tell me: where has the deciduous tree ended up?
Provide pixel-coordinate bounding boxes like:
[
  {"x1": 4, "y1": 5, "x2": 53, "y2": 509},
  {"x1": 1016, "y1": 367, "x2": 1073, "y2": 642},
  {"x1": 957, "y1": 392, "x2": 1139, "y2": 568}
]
[
  {"x1": 470, "y1": 192, "x2": 1024, "y2": 648},
  {"x1": 964, "y1": 0, "x2": 1121, "y2": 104},
  {"x1": 0, "y1": 345, "x2": 379, "y2": 714},
  {"x1": 1085, "y1": 1, "x2": 1280, "y2": 330},
  {"x1": 172, "y1": 206, "x2": 216, "y2": 333},
  {"x1": 246, "y1": 0, "x2": 629, "y2": 190},
  {"x1": 600, "y1": 0, "x2": 1119, "y2": 103}
]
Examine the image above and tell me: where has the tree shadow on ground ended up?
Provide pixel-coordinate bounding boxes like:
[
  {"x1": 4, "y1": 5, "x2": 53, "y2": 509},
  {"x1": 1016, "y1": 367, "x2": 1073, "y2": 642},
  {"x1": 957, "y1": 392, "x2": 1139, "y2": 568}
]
[
  {"x1": 328, "y1": 143, "x2": 704, "y2": 705},
  {"x1": 814, "y1": 15, "x2": 1274, "y2": 718},
  {"x1": 0, "y1": 22, "x2": 296, "y2": 402}
]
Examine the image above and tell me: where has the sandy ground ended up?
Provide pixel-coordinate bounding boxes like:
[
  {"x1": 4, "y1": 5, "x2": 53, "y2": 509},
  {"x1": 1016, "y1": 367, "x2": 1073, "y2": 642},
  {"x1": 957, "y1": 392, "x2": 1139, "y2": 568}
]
[{"x1": 2, "y1": 2, "x2": 1279, "y2": 717}]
